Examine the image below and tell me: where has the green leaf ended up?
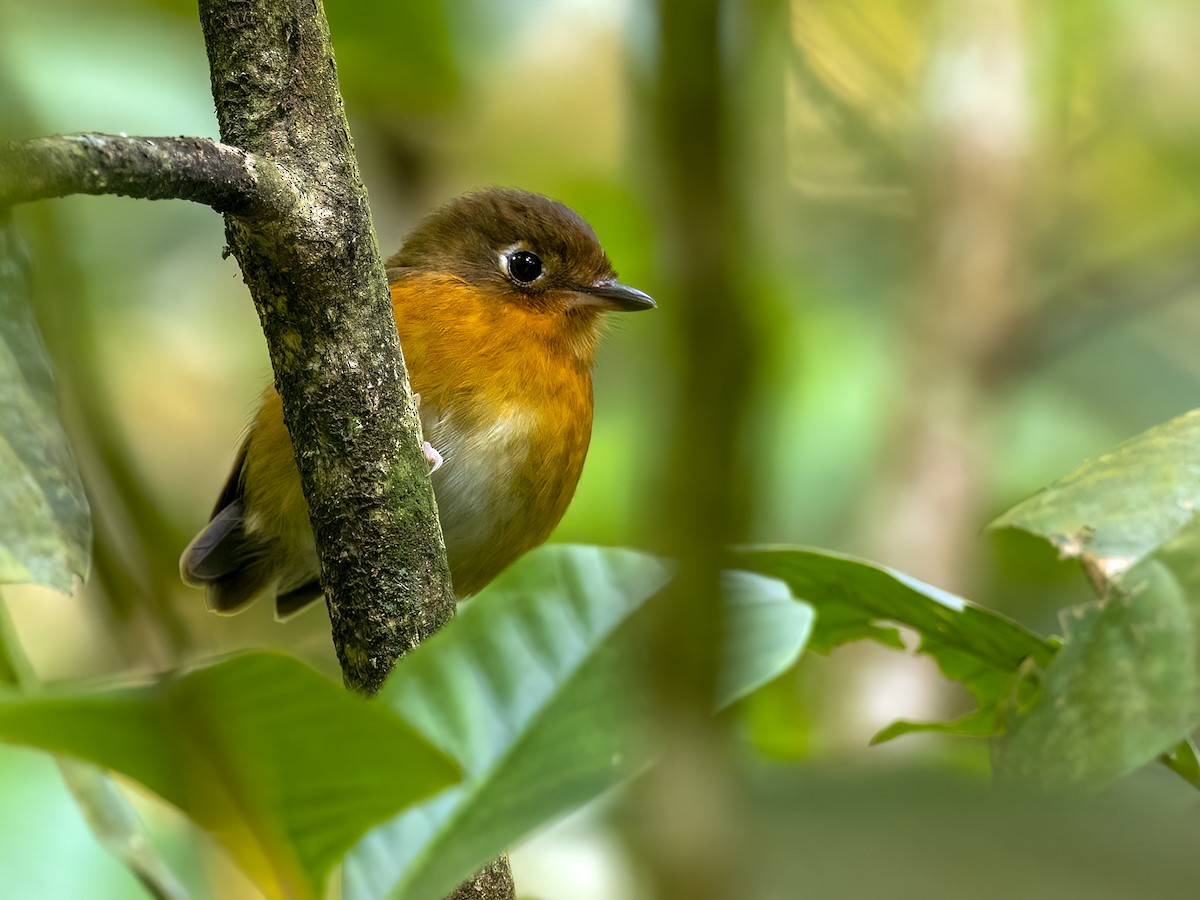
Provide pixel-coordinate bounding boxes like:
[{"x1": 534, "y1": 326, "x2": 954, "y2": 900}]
[
  {"x1": 994, "y1": 522, "x2": 1200, "y2": 788},
  {"x1": 991, "y1": 407, "x2": 1200, "y2": 571},
  {"x1": 0, "y1": 652, "x2": 459, "y2": 899},
  {"x1": 718, "y1": 570, "x2": 813, "y2": 709},
  {"x1": 734, "y1": 546, "x2": 1056, "y2": 741},
  {"x1": 1160, "y1": 738, "x2": 1200, "y2": 790},
  {"x1": 988, "y1": 410, "x2": 1200, "y2": 788},
  {"x1": 0, "y1": 216, "x2": 90, "y2": 593},
  {"x1": 344, "y1": 545, "x2": 813, "y2": 900}
]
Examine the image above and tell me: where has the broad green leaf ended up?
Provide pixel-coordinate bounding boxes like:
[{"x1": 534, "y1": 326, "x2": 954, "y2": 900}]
[
  {"x1": 734, "y1": 546, "x2": 1056, "y2": 741},
  {"x1": 344, "y1": 545, "x2": 813, "y2": 900},
  {"x1": 0, "y1": 652, "x2": 458, "y2": 899},
  {"x1": 994, "y1": 522, "x2": 1200, "y2": 788},
  {"x1": 992, "y1": 407, "x2": 1200, "y2": 570},
  {"x1": 0, "y1": 216, "x2": 90, "y2": 593}
]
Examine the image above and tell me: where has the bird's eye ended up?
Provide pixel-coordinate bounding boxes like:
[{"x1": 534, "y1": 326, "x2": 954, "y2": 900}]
[{"x1": 506, "y1": 249, "x2": 543, "y2": 284}]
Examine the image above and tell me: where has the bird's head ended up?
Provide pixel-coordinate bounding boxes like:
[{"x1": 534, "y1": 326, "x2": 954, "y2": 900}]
[{"x1": 388, "y1": 188, "x2": 656, "y2": 318}]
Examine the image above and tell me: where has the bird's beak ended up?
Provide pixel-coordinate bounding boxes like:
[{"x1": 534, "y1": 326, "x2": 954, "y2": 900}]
[{"x1": 573, "y1": 278, "x2": 657, "y2": 312}]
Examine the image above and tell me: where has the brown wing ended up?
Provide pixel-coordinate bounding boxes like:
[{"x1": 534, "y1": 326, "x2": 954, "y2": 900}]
[{"x1": 180, "y1": 437, "x2": 278, "y2": 614}]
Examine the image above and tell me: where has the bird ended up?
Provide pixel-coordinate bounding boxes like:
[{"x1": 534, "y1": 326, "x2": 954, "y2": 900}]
[{"x1": 180, "y1": 187, "x2": 655, "y2": 619}]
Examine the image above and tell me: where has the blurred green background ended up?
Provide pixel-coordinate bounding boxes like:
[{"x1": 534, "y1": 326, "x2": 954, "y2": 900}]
[{"x1": 4, "y1": 0, "x2": 1200, "y2": 896}]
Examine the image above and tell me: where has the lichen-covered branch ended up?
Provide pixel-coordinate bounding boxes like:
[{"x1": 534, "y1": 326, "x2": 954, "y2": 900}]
[
  {"x1": 197, "y1": 2, "x2": 504, "y2": 889},
  {"x1": 195, "y1": 0, "x2": 457, "y2": 696},
  {"x1": 446, "y1": 859, "x2": 517, "y2": 900},
  {"x1": 4, "y1": 0, "x2": 503, "y2": 892},
  {"x1": 0, "y1": 133, "x2": 287, "y2": 216},
  {"x1": 0, "y1": 2, "x2": 459, "y2": 702}
]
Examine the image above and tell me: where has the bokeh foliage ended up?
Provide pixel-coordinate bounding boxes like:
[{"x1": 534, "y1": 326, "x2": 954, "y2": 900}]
[{"x1": 5, "y1": 0, "x2": 1200, "y2": 897}]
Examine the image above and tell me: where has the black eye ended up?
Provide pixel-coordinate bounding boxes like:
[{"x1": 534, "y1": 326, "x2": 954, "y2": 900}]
[{"x1": 507, "y1": 250, "x2": 543, "y2": 284}]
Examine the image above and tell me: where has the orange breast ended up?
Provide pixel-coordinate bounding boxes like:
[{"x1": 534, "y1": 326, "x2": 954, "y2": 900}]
[{"x1": 390, "y1": 272, "x2": 598, "y2": 596}]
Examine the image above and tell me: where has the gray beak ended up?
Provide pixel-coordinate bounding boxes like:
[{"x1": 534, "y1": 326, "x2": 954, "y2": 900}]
[{"x1": 574, "y1": 278, "x2": 657, "y2": 312}]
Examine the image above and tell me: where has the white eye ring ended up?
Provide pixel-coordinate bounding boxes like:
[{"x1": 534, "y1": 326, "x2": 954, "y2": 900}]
[{"x1": 499, "y1": 244, "x2": 544, "y2": 284}]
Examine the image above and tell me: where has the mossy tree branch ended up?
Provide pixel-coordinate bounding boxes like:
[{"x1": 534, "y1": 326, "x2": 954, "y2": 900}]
[
  {"x1": 0, "y1": 5, "x2": 461, "y2": 694},
  {"x1": 1, "y1": 1, "x2": 516, "y2": 893},
  {"x1": 0, "y1": 133, "x2": 287, "y2": 215},
  {"x1": 194, "y1": 0, "x2": 457, "y2": 694}
]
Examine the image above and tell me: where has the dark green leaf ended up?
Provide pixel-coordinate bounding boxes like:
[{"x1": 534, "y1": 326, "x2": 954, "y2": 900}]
[
  {"x1": 344, "y1": 545, "x2": 813, "y2": 900},
  {"x1": 994, "y1": 522, "x2": 1200, "y2": 788},
  {"x1": 0, "y1": 216, "x2": 90, "y2": 593},
  {"x1": 0, "y1": 652, "x2": 459, "y2": 899},
  {"x1": 734, "y1": 546, "x2": 1055, "y2": 741},
  {"x1": 0, "y1": 640, "x2": 18, "y2": 688}
]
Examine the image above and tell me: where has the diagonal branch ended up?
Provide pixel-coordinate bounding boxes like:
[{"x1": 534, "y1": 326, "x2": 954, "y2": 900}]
[
  {"x1": 0, "y1": 10, "x2": 458, "y2": 700},
  {"x1": 3, "y1": 0, "x2": 508, "y2": 893},
  {"x1": 196, "y1": 0, "x2": 457, "y2": 696},
  {"x1": 0, "y1": 133, "x2": 291, "y2": 216}
]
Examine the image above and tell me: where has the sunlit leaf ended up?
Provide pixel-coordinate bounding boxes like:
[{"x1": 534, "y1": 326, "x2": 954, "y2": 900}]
[
  {"x1": 0, "y1": 216, "x2": 90, "y2": 593},
  {"x1": 344, "y1": 545, "x2": 813, "y2": 900},
  {"x1": 0, "y1": 652, "x2": 459, "y2": 899},
  {"x1": 994, "y1": 522, "x2": 1200, "y2": 788},
  {"x1": 734, "y1": 546, "x2": 1055, "y2": 741}
]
